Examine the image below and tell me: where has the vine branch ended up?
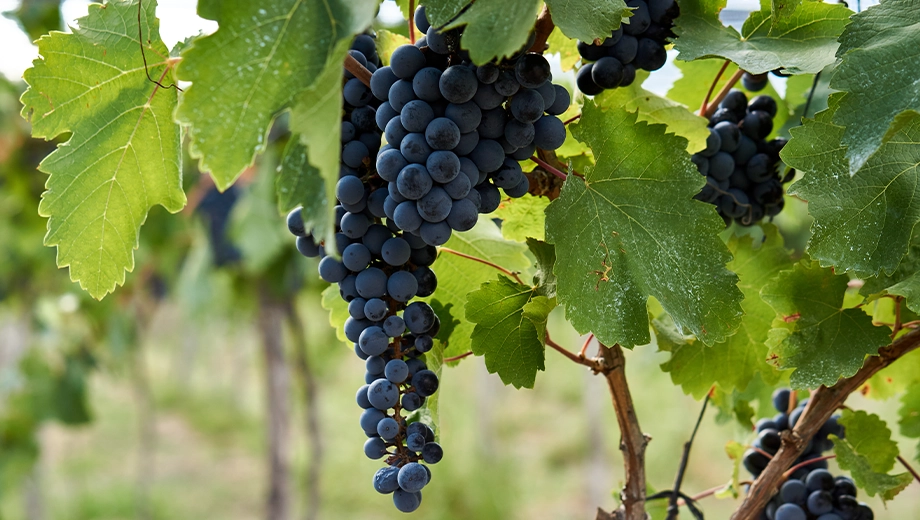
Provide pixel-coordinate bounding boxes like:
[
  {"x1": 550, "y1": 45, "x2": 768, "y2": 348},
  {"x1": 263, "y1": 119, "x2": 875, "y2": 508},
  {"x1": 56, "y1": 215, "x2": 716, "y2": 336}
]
[
  {"x1": 344, "y1": 53, "x2": 373, "y2": 88},
  {"x1": 437, "y1": 247, "x2": 525, "y2": 284},
  {"x1": 701, "y1": 69, "x2": 745, "y2": 119},
  {"x1": 732, "y1": 327, "x2": 920, "y2": 519},
  {"x1": 529, "y1": 6, "x2": 555, "y2": 53}
]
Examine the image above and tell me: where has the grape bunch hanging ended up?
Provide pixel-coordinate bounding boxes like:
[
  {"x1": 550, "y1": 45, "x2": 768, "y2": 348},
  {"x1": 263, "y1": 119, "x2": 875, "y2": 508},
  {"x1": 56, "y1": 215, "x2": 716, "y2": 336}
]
[
  {"x1": 575, "y1": 0, "x2": 680, "y2": 95},
  {"x1": 288, "y1": 33, "x2": 443, "y2": 514},
  {"x1": 743, "y1": 389, "x2": 875, "y2": 520},
  {"x1": 690, "y1": 90, "x2": 790, "y2": 226},
  {"x1": 285, "y1": 8, "x2": 574, "y2": 511}
]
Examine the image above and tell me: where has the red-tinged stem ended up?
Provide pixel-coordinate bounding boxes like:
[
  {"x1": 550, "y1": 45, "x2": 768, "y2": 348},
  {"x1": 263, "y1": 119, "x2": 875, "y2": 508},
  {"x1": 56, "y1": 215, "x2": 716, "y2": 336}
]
[
  {"x1": 677, "y1": 481, "x2": 752, "y2": 506},
  {"x1": 782, "y1": 455, "x2": 836, "y2": 479},
  {"x1": 344, "y1": 53, "x2": 373, "y2": 88},
  {"x1": 698, "y1": 60, "x2": 731, "y2": 117},
  {"x1": 545, "y1": 333, "x2": 594, "y2": 367},
  {"x1": 750, "y1": 446, "x2": 775, "y2": 461},
  {"x1": 408, "y1": 0, "x2": 416, "y2": 44},
  {"x1": 702, "y1": 69, "x2": 745, "y2": 119},
  {"x1": 443, "y1": 351, "x2": 474, "y2": 363},
  {"x1": 530, "y1": 155, "x2": 569, "y2": 180},
  {"x1": 898, "y1": 455, "x2": 920, "y2": 484},
  {"x1": 579, "y1": 334, "x2": 595, "y2": 358},
  {"x1": 437, "y1": 247, "x2": 525, "y2": 284},
  {"x1": 529, "y1": 6, "x2": 554, "y2": 54},
  {"x1": 563, "y1": 114, "x2": 582, "y2": 125}
]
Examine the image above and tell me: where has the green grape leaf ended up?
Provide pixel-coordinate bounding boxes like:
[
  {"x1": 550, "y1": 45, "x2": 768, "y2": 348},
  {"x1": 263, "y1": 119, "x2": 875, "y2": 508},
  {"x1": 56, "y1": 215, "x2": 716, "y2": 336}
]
[
  {"x1": 197, "y1": 0, "x2": 221, "y2": 21},
  {"x1": 839, "y1": 409, "x2": 899, "y2": 473},
  {"x1": 833, "y1": 411, "x2": 912, "y2": 501},
  {"x1": 431, "y1": 217, "x2": 533, "y2": 358},
  {"x1": 899, "y1": 384, "x2": 920, "y2": 461},
  {"x1": 424, "y1": 0, "x2": 469, "y2": 26},
  {"x1": 430, "y1": 299, "x2": 461, "y2": 355},
  {"x1": 545, "y1": 102, "x2": 742, "y2": 348},
  {"x1": 546, "y1": 27, "x2": 581, "y2": 72},
  {"x1": 596, "y1": 70, "x2": 711, "y2": 153},
  {"x1": 761, "y1": 261, "x2": 891, "y2": 389},
  {"x1": 862, "y1": 349, "x2": 920, "y2": 401},
  {"x1": 321, "y1": 284, "x2": 350, "y2": 344},
  {"x1": 673, "y1": 0, "x2": 852, "y2": 75},
  {"x1": 8, "y1": 0, "x2": 62, "y2": 40},
  {"x1": 784, "y1": 101, "x2": 920, "y2": 277},
  {"x1": 444, "y1": 0, "x2": 542, "y2": 64},
  {"x1": 20, "y1": 0, "x2": 185, "y2": 300},
  {"x1": 544, "y1": 0, "x2": 629, "y2": 43},
  {"x1": 860, "y1": 235, "x2": 920, "y2": 314},
  {"x1": 830, "y1": 0, "x2": 920, "y2": 174},
  {"x1": 493, "y1": 194, "x2": 550, "y2": 242},
  {"x1": 176, "y1": 0, "x2": 376, "y2": 188},
  {"x1": 721, "y1": 440, "x2": 747, "y2": 499},
  {"x1": 772, "y1": 0, "x2": 803, "y2": 25},
  {"x1": 465, "y1": 276, "x2": 555, "y2": 388},
  {"x1": 527, "y1": 238, "x2": 557, "y2": 299},
  {"x1": 275, "y1": 136, "x2": 328, "y2": 236},
  {"x1": 376, "y1": 29, "x2": 411, "y2": 65},
  {"x1": 660, "y1": 225, "x2": 789, "y2": 398}
]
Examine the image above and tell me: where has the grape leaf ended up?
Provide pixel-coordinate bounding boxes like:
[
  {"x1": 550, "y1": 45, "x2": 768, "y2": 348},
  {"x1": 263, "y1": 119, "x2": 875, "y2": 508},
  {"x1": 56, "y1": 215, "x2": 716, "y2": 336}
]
[
  {"x1": 784, "y1": 102, "x2": 920, "y2": 277},
  {"x1": 544, "y1": 0, "x2": 629, "y2": 43},
  {"x1": 596, "y1": 70, "x2": 710, "y2": 153},
  {"x1": 545, "y1": 102, "x2": 743, "y2": 348},
  {"x1": 444, "y1": 0, "x2": 542, "y2": 64},
  {"x1": 229, "y1": 157, "x2": 287, "y2": 273},
  {"x1": 830, "y1": 0, "x2": 920, "y2": 174},
  {"x1": 660, "y1": 225, "x2": 789, "y2": 399},
  {"x1": 275, "y1": 136, "x2": 329, "y2": 236},
  {"x1": 722, "y1": 440, "x2": 747, "y2": 499},
  {"x1": 466, "y1": 276, "x2": 555, "y2": 388},
  {"x1": 321, "y1": 284, "x2": 350, "y2": 344},
  {"x1": 839, "y1": 409, "x2": 899, "y2": 473},
  {"x1": 860, "y1": 235, "x2": 920, "y2": 313},
  {"x1": 833, "y1": 410, "x2": 912, "y2": 501},
  {"x1": 761, "y1": 260, "x2": 891, "y2": 389},
  {"x1": 20, "y1": 0, "x2": 185, "y2": 300},
  {"x1": 375, "y1": 29, "x2": 411, "y2": 65},
  {"x1": 423, "y1": 0, "x2": 469, "y2": 26},
  {"x1": 176, "y1": 0, "x2": 376, "y2": 188},
  {"x1": 527, "y1": 238, "x2": 556, "y2": 299},
  {"x1": 898, "y1": 384, "x2": 920, "y2": 462},
  {"x1": 673, "y1": 0, "x2": 851, "y2": 75},
  {"x1": 492, "y1": 194, "x2": 550, "y2": 242},
  {"x1": 431, "y1": 217, "x2": 533, "y2": 358},
  {"x1": 862, "y1": 349, "x2": 920, "y2": 401},
  {"x1": 771, "y1": 0, "x2": 803, "y2": 25},
  {"x1": 546, "y1": 27, "x2": 580, "y2": 72}
]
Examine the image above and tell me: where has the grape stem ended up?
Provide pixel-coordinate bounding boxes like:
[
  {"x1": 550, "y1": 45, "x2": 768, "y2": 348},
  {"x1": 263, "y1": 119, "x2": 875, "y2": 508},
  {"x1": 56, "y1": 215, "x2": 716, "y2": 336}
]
[
  {"x1": 750, "y1": 446, "x2": 775, "y2": 460},
  {"x1": 701, "y1": 69, "x2": 745, "y2": 119},
  {"x1": 408, "y1": 0, "x2": 416, "y2": 45},
  {"x1": 781, "y1": 455, "x2": 836, "y2": 479},
  {"x1": 563, "y1": 114, "x2": 582, "y2": 126},
  {"x1": 579, "y1": 333, "x2": 595, "y2": 358},
  {"x1": 443, "y1": 351, "x2": 473, "y2": 363},
  {"x1": 678, "y1": 481, "x2": 752, "y2": 506},
  {"x1": 897, "y1": 455, "x2": 920, "y2": 484},
  {"x1": 545, "y1": 333, "x2": 594, "y2": 366},
  {"x1": 436, "y1": 247, "x2": 525, "y2": 284},
  {"x1": 666, "y1": 392, "x2": 711, "y2": 520},
  {"x1": 344, "y1": 52, "x2": 373, "y2": 88},
  {"x1": 529, "y1": 5, "x2": 555, "y2": 54},
  {"x1": 698, "y1": 60, "x2": 731, "y2": 117},
  {"x1": 529, "y1": 155, "x2": 569, "y2": 180},
  {"x1": 731, "y1": 327, "x2": 920, "y2": 519}
]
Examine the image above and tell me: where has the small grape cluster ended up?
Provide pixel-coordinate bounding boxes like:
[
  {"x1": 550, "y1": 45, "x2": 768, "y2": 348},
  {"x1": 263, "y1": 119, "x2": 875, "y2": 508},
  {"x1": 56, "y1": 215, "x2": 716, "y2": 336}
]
[
  {"x1": 690, "y1": 90, "x2": 789, "y2": 226},
  {"x1": 743, "y1": 69, "x2": 792, "y2": 92},
  {"x1": 363, "y1": 6, "x2": 570, "y2": 246},
  {"x1": 743, "y1": 389, "x2": 845, "y2": 480},
  {"x1": 575, "y1": 0, "x2": 679, "y2": 95},
  {"x1": 762, "y1": 469, "x2": 874, "y2": 520},
  {"x1": 288, "y1": 33, "x2": 444, "y2": 513}
]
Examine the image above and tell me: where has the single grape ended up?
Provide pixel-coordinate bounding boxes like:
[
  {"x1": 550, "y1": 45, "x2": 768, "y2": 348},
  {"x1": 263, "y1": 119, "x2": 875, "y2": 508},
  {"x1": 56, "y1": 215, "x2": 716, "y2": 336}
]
[
  {"x1": 343, "y1": 243, "x2": 371, "y2": 272},
  {"x1": 806, "y1": 469, "x2": 835, "y2": 492},
  {"x1": 534, "y1": 81, "x2": 557, "y2": 109},
  {"x1": 807, "y1": 490, "x2": 834, "y2": 515},
  {"x1": 383, "y1": 315, "x2": 405, "y2": 337},
  {"x1": 634, "y1": 38, "x2": 667, "y2": 71},
  {"x1": 340, "y1": 212, "x2": 370, "y2": 239},
  {"x1": 494, "y1": 70, "x2": 521, "y2": 97},
  {"x1": 336, "y1": 175, "x2": 365, "y2": 205},
  {"x1": 473, "y1": 82, "x2": 504, "y2": 110},
  {"x1": 510, "y1": 89, "x2": 545, "y2": 124},
  {"x1": 444, "y1": 101, "x2": 482, "y2": 134},
  {"x1": 444, "y1": 169, "x2": 472, "y2": 199},
  {"x1": 576, "y1": 63, "x2": 604, "y2": 96},
  {"x1": 446, "y1": 198, "x2": 478, "y2": 231},
  {"x1": 469, "y1": 139, "x2": 505, "y2": 173},
  {"x1": 781, "y1": 479, "x2": 808, "y2": 506},
  {"x1": 359, "y1": 408, "x2": 386, "y2": 437},
  {"x1": 406, "y1": 433, "x2": 427, "y2": 452},
  {"x1": 400, "y1": 132, "x2": 433, "y2": 163},
  {"x1": 425, "y1": 117, "x2": 461, "y2": 150},
  {"x1": 401, "y1": 100, "x2": 435, "y2": 133},
  {"x1": 610, "y1": 35, "x2": 638, "y2": 64},
  {"x1": 368, "y1": 378, "x2": 399, "y2": 410},
  {"x1": 714, "y1": 121, "x2": 741, "y2": 152},
  {"x1": 420, "y1": 220, "x2": 452, "y2": 246},
  {"x1": 356, "y1": 267, "x2": 388, "y2": 299},
  {"x1": 414, "y1": 335, "x2": 433, "y2": 353},
  {"x1": 417, "y1": 187, "x2": 452, "y2": 223},
  {"x1": 394, "y1": 201, "x2": 423, "y2": 232},
  {"x1": 477, "y1": 183, "x2": 502, "y2": 213},
  {"x1": 623, "y1": 0, "x2": 651, "y2": 35},
  {"x1": 749, "y1": 95, "x2": 778, "y2": 118},
  {"x1": 318, "y1": 256, "x2": 348, "y2": 283},
  {"x1": 388, "y1": 79, "x2": 417, "y2": 112},
  {"x1": 364, "y1": 437, "x2": 388, "y2": 459},
  {"x1": 422, "y1": 442, "x2": 443, "y2": 464},
  {"x1": 374, "y1": 466, "x2": 401, "y2": 494},
  {"x1": 402, "y1": 392, "x2": 423, "y2": 411},
  {"x1": 412, "y1": 369, "x2": 439, "y2": 397},
  {"x1": 742, "y1": 72, "x2": 769, "y2": 92},
  {"x1": 387, "y1": 270, "x2": 419, "y2": 303},
  {"x1": 295, "y1": 236, "x2": 320, "y2": 258},
  {"x1": 774, "y1": 503, "x2": 807, "y2": 520},
  {"x1": 439, "y1": 65, "x2": 478, "y2": 104},
  {"x1": 410, "y1": 245, "x2": 438, "y2": 267},
  {"x1": 381, "y1": 237, "x2": 411, "y2": 266},
  {"x1": 370, "y1": 66, "x2": 399, "y2": 101},
  {"x1": 356, "y1": 385, "x2": 373, "y2": 409},
  {"x1": 404, "y1": 302, "x2": 435, "y2": 334},
  {"x1": 533, "y1": 115, "x2": 566, "y2": 150},
  {"x1": 343, "y1": 77, "x2": 373, "y2": 106},
  {"x1": 720, "y1": 89, "x2": 749, "y2": 117},
  {"x1": 546, "y1": 85, "x2": 571, "y2": 115},
  {"x1": 364, "y1": 298, "x2": 388, "y2": 321},
  {"x1": 515, "y1": 53, "x2": 551, "y2": 88},
  {"x1": 390, "y1": 45, "x2": 426, "y2": 79},
  {"x1": 620, "y1": 64, "x2": 637, "y2": 87},
  {"x1": 350, "y1": 106, "x2": 377, "y2": 133},
  {"x1": 756, "y1": 429, "x2": 782, "y2": 454},
  {"x1": 504, "y1": 119, "x2": 535, "y2": 149},
  {"x1": 392, "y1": 489, "x2": 422, "y2": 513}
]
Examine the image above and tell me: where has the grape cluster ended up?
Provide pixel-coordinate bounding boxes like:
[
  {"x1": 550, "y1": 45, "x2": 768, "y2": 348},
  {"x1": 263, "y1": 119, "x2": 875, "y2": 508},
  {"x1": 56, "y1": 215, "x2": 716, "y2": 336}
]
[
  {"x1": 366, "y1": 7, "x2": 570, "y2": 246},
  {"x1": 287, "y1": 33, "x2": 444, "y2": 513},
  {"x1": 743, "y1": 389, "x2": 845, "y2": 480},
  {"x1": 762, "y1": 469, "x2": 874, "y2": 520},
  {"x1": 574, "y1": 0, "x2": 679, "y2": 95},
  {"x1": 690, "y1": 90, "x2": 789, "y2": 226}
]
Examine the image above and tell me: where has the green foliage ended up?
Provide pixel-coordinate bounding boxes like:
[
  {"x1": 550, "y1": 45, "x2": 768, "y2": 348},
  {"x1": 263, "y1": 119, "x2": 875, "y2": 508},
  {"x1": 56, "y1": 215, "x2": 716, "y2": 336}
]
[
  {"x1": 492, "y1": 194, "x2": 550, "y2": 242},
  {"x1": 784, "y1": 102, "x2": 920, "y2": 277},
  {"x1": 544, "y1": 0, "x2": 629, "y2": 42},
  {"x1": 465, "y1": 276, "x2": 555, "y2": 388},
  {"x1": 761, "y1": 261, "x2": 891, "y2": 389},
  {"x1": 833, "y1": 409, "x2": 912, "y2": 501},
  {"x1": 527, "y1": 238, "x2": 557, "y2": 299},
  {"x1": 443, "y1": 0, "x2": 542, "y2": 64},
  {"x1": 830, "y1": 0, "x2": 920, "y2": 174},
  {"x1": 545, "y1": 102, "x2": 742, "y2": 348},
  {"x1": 229, "y1": 159, "x2": 288, "y2": 273},
  {"x1": 176, "y1": 0, "x2": 377, "y2": 246},
  {"x1": 275, "y1": 137, "x2": 328, "y2": 235},
  {"x1": 546, "y1": 28, "x2": 580, "y2": 71},
  {"x1": 660, "y1": 225, "x2": 788, "y2": 398},
  {"x1": 674, "y1": 0, "x2": 851, "y2": 74},
  {"x1": 20, "y1": 0, "x2": 185, "y2": 300},
  {"x1": 430, "y1": 218, "x2": 533, "y2": 358},
  {"x1": 596, "y1": 70, "x2": 711, "y2": 152},
  {"x1": 7, "y1": 0, "x2": 62, "y2": 40}
]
